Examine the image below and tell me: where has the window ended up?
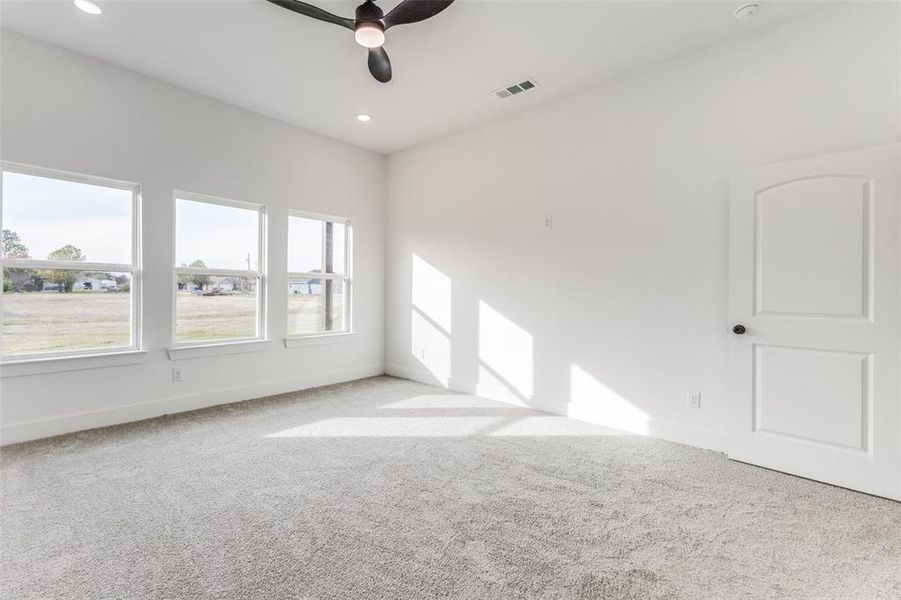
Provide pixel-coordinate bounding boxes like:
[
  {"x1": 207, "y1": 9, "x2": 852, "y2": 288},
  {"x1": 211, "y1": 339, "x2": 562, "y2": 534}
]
[
  {"x1": 173, "y1": 192, "x2": 265, "y2": 346},
  {"x1": 1, "y1": 164, "x2": 141, "y2": 360},
  {"x1": 287, "y1": 211, "x2": 350, "y2": 336}
]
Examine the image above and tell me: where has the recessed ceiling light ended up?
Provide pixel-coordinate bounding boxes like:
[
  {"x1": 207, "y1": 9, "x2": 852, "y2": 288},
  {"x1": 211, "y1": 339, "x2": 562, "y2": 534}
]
[
  {"x1": 74, "y1": 0, "x2": 102, "y2": 15},
  {"x1": 356, "y1": 114, "x2": 372, "y2": 123}
]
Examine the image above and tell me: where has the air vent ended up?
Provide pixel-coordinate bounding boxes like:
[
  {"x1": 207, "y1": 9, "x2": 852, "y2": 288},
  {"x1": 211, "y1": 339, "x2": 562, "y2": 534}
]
[{"x1": 493, "y1": 78, "x2": 539, "y2": 99}]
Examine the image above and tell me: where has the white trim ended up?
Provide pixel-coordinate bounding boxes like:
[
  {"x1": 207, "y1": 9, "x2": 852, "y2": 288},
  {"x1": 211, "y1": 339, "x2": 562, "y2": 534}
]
[
  {"x1": 284, "y1": 332, "x2": 355, "y2": 348},
  {"x1": 289, "y1": 208, "x2": 351, "y2": 225},
  {"x1": 385, "y1": 363, "x2": 729, "y2": 453},
  {"x1": 174, "y1": 189, "x2": 262, "y2": 212},
  {"x1": 1, "y1": 364, "x2": 385, "y2": 445},
  {"x1": 1, "y1": 342, "x2": 135, "y2": 363},
  {"x1": 1, "y1": 160, "x2": 139, "y2": 192},
  {"x1": 346, "y1": 221, "x2": 353, "y2": 333},
  {"x1": 1, "y1": 349, "x2": 147, "y2": 378},
  {"x1": 259, "y1": 206, "x2": 269, "y2": 341},
  {"x1": 174, "y1": 267, "x2": 262, "y2": 278},
  {"x1": 1, "y1": 174, "x2": 5, "y2": 354},
  {"x1": 288, "y1": 272, "x2": 344, "y2": 281},
  {"x1": 167, "y1": 339, "x2": 270, "y2": 361},
  {"x1": 320, "y1": 220, "x2": 327, "y2": 331},
  {"x1": 1, "y1": 259, "x2": 135, "y2": 272},
  {"x1": 132, "y1": 184, "x2": 143, "y2": 353}
]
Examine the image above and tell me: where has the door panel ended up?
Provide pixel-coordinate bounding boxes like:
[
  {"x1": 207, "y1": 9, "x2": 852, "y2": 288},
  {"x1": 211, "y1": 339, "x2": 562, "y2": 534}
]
[
  {"x1": 755, "y1": 176, "x2": 870, "y2": 318},
  {"x1": 754, "y1": 345, "x2": 868, "y2": 450},
  {"x1": 729, "y1": 144, "x2": 899, "y2": 500}
]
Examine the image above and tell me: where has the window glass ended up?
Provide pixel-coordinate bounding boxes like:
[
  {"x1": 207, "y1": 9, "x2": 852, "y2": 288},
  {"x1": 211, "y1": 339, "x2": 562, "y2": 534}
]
[
  {"x1": 175, "y1": 276, "x2": 258, "y2": 343},
  {"x1": 330, "y1": 278, "x2": 345, "y2": 330},
  {"x1": 2, "y1": 171, "x2": 132, "y2": 264},
  {"x1": 2, "y1": 269, "x2": 132, "y2": 356},
  {"x1": 175, "y1": 198, "x2": 259, "y2": 270},
  {"x1": 287, "y1": 216, "x2": 322, "y2": 273},
  {"x1": 330, "y1": 222, "x2": 346, "y2": 275},
  {"x1": 288, "y1": 278, "x2": 323, "y2": 335},
  {"x1": 286, "y1": 279, "x2": 344, "y2": 335}
]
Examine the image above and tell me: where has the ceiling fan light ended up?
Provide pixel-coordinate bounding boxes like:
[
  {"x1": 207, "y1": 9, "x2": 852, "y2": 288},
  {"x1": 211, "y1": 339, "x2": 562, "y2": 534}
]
[{"x1": 354, "y1": 23, "x2": 385, "y2": 48}]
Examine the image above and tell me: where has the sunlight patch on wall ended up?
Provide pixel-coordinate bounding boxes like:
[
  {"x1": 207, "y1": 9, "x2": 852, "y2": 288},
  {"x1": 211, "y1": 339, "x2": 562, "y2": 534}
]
[
  {"x1": 478, "y1": 301, "x2": 533, "y2": 400},
  {"x1": 411, "y1": 310, "x2": 452, "y2": 386},
  {"x1": 410, "y1": 254, "x2": 453, "y2": 385},
  {"x1": 477, "y1": 364, "x2": 529, "y2": 405},
  {"x1": 569, "y1": 364, "x2": 649, "y2": 435},
  {"x1": 412, "y1": 254, "x2": 451, "y2": 334}
]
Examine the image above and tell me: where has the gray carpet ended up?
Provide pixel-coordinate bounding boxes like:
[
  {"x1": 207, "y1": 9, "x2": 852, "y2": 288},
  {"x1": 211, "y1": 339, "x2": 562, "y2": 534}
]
[{"x1": 2, "y1": 376, "x2": 899, "y2": 599}]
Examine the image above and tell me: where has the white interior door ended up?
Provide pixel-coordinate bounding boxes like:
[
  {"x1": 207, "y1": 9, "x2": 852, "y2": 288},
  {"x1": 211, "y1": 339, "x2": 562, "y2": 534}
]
[{"x1": 728, "y1": 144, "x2": 900, "y2": 500}]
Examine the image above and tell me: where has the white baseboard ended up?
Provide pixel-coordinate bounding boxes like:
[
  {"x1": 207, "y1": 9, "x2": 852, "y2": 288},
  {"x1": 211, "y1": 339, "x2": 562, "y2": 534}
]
[
  {"x1": 2, "y1": 364, "x2": 385, "y2": 445},
  {"x1": 528, "y1": 392, "x2": 727, "y2": 452},
  {"x1": 386, "y1": 362, "x2": 727, "y2": 453},
  {"x1": 8, "y1": 361, "x2": 726, "y2": 452},
  {"x1": 385, "y1": 363, "x2": 447, "y2": 386}
]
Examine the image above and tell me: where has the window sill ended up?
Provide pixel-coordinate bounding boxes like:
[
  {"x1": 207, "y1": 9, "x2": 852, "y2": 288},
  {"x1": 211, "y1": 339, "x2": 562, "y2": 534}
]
[
  {"x1": 284, "y1": 332, "x2": 356, "y2": 348},
  {"x1": 167, "y1": 340, "x2": 270, "y2": 361},
  {"x1": 0, "y1": 349, "x2": 147, "y2": 378}
]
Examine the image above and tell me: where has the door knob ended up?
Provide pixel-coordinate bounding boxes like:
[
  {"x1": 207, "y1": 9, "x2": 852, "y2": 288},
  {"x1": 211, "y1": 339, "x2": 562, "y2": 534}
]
[{"x1": 732, "y1": 324, "x2": 746, "y2": 335}]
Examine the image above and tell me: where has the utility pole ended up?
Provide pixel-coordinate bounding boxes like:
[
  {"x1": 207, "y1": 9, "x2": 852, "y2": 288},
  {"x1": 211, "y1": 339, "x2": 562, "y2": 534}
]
[{"x1": 246, "y1": 252, "x2": 251, "y2": 292}]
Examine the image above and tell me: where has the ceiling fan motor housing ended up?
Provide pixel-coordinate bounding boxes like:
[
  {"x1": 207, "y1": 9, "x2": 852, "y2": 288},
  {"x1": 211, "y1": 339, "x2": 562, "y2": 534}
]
[{"x1": 356, "y1": 0, "x2": 384, "y2": 23}]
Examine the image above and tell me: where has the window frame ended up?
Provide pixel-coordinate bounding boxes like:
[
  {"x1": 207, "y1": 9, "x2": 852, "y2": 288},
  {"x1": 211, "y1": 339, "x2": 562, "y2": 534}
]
[
  {"x1": 0, "y1": 161, "x2": 143, "y2": 363},
  {"x1": 171, "y1": 190, "x2": 267, "y2": 349},
  {"x1": 286, "y1": 209, "x2": 352, "y2": 340}
]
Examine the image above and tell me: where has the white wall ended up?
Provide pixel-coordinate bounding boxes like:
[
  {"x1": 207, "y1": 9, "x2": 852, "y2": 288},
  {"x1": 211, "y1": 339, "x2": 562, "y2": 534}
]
[
  {"x1": 385, "y1": 3, "x2": 901, "y2": 450},
  {"x1": 0, "y1": 32, "x2": 386, "y2": 443}
]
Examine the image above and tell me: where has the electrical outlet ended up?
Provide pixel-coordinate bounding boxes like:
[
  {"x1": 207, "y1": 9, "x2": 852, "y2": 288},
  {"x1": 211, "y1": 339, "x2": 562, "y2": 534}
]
[
  {"x1": 544, "y1": 215, "x2": 553, "y2": 230},
  {"x1": 686, "y1": 391, "x2": 701, "y2": 409},
  {"x1": 172, "y1": 368, "x2": 183, "y2": 383},
  {"x1": 418, "y1": 348, "x2": 426, "y2": 360}
]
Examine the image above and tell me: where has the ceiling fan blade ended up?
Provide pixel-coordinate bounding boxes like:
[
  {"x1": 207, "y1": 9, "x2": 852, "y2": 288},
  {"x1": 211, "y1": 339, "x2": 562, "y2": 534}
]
[
  {"x1": 383, "y1": 0, "x2": 455, "y2": 29},
  {"x1": 368, "y1": 47, "x2": 392, "y2": 83},
  {"x1": 265, "y1": 0, "x2": 354, "y2": 30}
]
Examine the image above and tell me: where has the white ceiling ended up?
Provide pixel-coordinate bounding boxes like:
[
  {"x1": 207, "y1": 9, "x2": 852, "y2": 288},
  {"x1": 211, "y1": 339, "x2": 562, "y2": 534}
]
[{"x1": 1, "y1": 0, "x2": 830, "y2": 153}]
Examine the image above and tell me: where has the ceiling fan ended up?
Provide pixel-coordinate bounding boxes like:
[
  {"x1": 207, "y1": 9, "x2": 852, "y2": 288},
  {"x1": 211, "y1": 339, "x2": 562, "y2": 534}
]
[{"x1": 266, "y1": 0, "x2": 455, "y2": 83}]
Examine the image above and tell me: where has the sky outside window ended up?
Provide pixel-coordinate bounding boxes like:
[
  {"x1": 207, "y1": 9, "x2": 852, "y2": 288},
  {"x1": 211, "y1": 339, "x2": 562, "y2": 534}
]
[
  {"x1": 2, "y1": 171, "x2": 131, "y2": 263},
  {"x1": 175, "y1": 198, "x2": 259, "y2": 270}
]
